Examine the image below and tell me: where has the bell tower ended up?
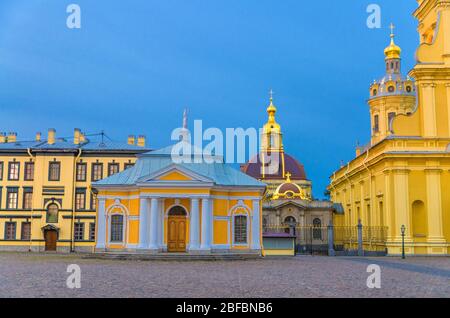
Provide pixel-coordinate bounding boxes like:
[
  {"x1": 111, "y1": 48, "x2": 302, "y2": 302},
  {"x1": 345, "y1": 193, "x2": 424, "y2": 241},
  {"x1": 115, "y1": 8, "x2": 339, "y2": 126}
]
[
  {"x1": 367, "y1": 25, "x2": 416, "y2": 146},
  {"x1": 261, "y1": 90, "x2": 284, "y2": 153}
]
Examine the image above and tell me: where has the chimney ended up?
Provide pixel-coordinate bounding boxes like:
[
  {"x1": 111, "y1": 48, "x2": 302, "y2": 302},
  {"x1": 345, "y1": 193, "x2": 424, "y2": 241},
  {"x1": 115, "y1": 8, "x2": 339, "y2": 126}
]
[
  {"x1": 0, "y1": 133, "x2": 6, "y2": 143},
  {"x1": 7, "y1": 132, "x2": 17, "y2": 143},
  {"x1": 74, "y1": 128, "x2": 81, "y2": 145},
  {"x1": 137, "y1": 135, "x2": 146, "y2": 147},
  {"x1": 127, "y1": 135, "x2": 136, "y2": 145},
  {"x1": 48, "y1": 129, "x2": 56, "y2": 145},
  {"x1": 36, "y1": 132, "x2": 42, "y2": 142}
]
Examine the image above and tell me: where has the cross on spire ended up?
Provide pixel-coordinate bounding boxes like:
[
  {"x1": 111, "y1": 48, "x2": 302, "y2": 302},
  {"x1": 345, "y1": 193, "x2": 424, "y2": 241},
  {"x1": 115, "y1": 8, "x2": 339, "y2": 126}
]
[
  {"x1": 269, "y1": 89, "x2": 274, "y2": 102},
  {"x1": 286, "y1": 172, "x2": 292, "y2": 182},
  {"x1": 390, "y1": 23, "x2": 395, "y2": 38}
]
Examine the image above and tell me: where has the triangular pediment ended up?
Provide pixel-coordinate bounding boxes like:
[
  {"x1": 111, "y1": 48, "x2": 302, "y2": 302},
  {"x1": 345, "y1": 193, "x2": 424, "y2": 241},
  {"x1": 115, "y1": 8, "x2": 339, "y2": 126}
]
[{"x1": 136, "y1": 164, "x2": 214, "y2": 185}]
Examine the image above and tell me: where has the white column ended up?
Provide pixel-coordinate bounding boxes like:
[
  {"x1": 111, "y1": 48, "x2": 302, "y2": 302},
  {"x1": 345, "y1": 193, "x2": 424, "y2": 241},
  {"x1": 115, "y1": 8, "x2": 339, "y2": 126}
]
[
  {"x1": 251, "y1": 200, "x2": 261, "y2": 250},
  {"x1": 200, "y1": 198, "x2": 212, "y2": 250},
  {"x1": 96, "y1": 198, "x2": 106, "y2": 249},
  {"x1": 138, "y1": 198, "x2": 149, "y2": 249},
  {"x1": 189, "y1": 198, "x2": 200, "y2": 250},
  {"x1": 158, "y1": 199, "x2": 165, "y2": 248},
  {"x1": 148, "y1": 198, "x2": 159, "y2": 250}
]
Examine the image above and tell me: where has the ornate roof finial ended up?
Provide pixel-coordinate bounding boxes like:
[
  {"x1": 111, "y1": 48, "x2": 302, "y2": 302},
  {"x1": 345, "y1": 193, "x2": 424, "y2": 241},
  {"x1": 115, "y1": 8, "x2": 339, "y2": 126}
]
[
  {"x1": 183, "y1": 108, "x2": 188, "y2": 130},
  {"x1": 269, "y1": 89, "x2": 274, "y2": 102},
  {"x1": 384, "y1": 23, "x2": 401, "y2": 60},
  {"x1": 286, "y1": 172, "x2": 292, "y2": 182}
]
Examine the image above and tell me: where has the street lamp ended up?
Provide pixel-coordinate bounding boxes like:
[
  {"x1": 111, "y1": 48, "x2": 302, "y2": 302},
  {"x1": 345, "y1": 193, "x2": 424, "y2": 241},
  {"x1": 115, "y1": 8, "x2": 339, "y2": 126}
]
[{"x1": 401, "y1": 225, "x2": 406, "y2": 259}]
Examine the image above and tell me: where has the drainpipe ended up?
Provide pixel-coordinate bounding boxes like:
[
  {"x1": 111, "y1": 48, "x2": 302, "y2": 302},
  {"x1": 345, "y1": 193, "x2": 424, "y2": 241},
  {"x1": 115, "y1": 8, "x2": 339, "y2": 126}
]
[
  {"x1": 27, "y1": 148, "x2": 34, "y2": 252},
  {"x1": 70, "y1": 148, "x2": 82, "y2": 253},
  {"x1": 362, "y1": 149, "x2": 373, "y2": 250}
]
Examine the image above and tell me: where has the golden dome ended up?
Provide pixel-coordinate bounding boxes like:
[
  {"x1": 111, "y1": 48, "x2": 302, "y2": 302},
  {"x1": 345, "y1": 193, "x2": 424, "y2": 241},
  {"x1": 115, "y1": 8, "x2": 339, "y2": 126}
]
[
  {"x1": 385, "y1": 24, "x2": 401, "y2": 60},
  {"x1": 263, "y1": 91, "x2": 281, "y2": 133},
  {"x1": 272, "y1": 172, "x2": 309, "y2": 200}
]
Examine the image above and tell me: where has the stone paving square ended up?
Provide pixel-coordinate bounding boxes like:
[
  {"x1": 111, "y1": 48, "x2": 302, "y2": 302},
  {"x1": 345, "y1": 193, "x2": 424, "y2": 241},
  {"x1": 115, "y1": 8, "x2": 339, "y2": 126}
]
[{"x1": 0, "y1": 252, "x2": 448, "y2": 298}]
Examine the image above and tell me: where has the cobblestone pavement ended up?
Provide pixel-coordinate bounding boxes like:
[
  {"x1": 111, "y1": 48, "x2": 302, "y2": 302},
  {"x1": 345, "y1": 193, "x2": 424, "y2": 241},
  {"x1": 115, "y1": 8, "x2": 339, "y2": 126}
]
[{"x1": 0, "y1": 252, "x2": 449, "y2": 298}]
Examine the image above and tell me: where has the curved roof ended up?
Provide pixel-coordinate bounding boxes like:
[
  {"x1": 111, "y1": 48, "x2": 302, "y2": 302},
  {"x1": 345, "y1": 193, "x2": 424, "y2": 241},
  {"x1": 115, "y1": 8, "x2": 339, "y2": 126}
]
[{"x1": 241, "y1": 152, "x2": 307, "y2": 181}]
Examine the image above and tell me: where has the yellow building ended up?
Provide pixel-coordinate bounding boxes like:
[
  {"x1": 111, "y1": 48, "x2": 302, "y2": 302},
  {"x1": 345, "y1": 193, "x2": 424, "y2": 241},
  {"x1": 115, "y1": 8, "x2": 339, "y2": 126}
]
[
  {"x1": 329, "y1": 0, "x2": 450, "y2": 255},
  {"x1": 93, "y1": 138, "x2": 266, "y2": 254},
  {"x1": 0, "y1": 129, "x2": 147, "y2": 252}
]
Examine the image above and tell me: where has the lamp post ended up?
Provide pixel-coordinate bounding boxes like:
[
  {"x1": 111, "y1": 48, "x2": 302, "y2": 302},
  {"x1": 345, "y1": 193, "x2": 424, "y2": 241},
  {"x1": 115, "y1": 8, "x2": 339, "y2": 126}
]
[{"x1": 401, "y1": 225, "x2": 406, "y2": 259}]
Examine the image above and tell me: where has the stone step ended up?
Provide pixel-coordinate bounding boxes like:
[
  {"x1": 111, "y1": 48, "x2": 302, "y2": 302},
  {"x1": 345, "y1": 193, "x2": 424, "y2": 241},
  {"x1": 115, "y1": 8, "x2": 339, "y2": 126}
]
[{"x1": 83, "y1": 252, "x2": 261, "y2": 262}]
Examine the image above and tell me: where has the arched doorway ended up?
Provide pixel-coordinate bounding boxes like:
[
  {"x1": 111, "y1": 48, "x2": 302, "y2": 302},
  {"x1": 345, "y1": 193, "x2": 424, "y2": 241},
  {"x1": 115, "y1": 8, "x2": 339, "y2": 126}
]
[
  {"x1": 167, "y1": 206, "x2": 187, "y2": 252},
  {"x1": 42, "y1": 224, "x2": 59, "y2": 251},
  {"x1": 283, "y1": 216, "x2": 297, "y2": 236}
]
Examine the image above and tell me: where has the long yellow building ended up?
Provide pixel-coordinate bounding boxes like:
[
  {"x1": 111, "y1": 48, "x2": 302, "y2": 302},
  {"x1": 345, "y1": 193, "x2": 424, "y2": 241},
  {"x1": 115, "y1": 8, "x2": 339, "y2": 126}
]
[
  {"x1": 0, "y1": 129, "x2": 147, "y2": 252},
  {"x1": 329, "y1": 0, "x2": 450, "y2": 255}
]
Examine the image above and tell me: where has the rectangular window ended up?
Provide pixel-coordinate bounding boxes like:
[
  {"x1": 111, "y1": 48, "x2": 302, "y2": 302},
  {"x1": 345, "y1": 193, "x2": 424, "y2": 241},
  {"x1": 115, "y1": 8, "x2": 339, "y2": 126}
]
[
  {"x1": 124, "y1": 163, "x2": 134, "y2": 170},
  {"x1": 76, "y1": 163, "x2": 87, "y2": 182},
  {"x1": 8, "y1": 162, "x2": 20, "y2": 181},
  {"x1": 234, "y1": 215, "x2": 247, "y2": 244},
  {"x1": 0, "y1": 162, "x2": 3, "y2": 180},
  {"x1": 92, "y1": 163, "x2": 103, "y2": 182},
  {"x1": 373, "y1": 115, "x2": 379, "y2": 133},
  {"x1": 48, "y1": 162, "x2": 61, "y2": 181},
  {"x1": 75, "y1": 188, "x2": 86, "y2": 211},
  {"x1": 110, "y1": 215, "x2": 123, "y2": 242},
  {"x1": 6, "y1": 188, "x2": 19, "y2": 210},
  {"x1": 21, "y1": 222, "x2": 31, "y2": 241},
  {"x1": 388, "y1": 112, "x2": 396, "y2": 131},
  {"x1": 74, "y1": 223, "x2": 84, "y2": 241},
  {"x1": 4, "y1": 222, "x2": 16, "y2": 240},
  {"x1": 89, "y1": 223, "x2": 96, "y2": 241},
  {"x1": 24, "y1": 162, "x2": 35, "y2": 181},
  {"x1": 23, "y1": 188, "x2": 33, "y2": 210},
  {"x1": 108, "y1": 163, "x2": 120, "y2": 177}
]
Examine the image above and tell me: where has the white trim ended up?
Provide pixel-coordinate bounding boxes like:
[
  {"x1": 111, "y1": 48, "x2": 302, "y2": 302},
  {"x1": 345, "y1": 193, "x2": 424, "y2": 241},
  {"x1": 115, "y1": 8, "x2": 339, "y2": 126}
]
[
  {"x1": 164, "y1": 203, "x2": 190, "y2": 217},
  {"x1": 136, "y1": 164, "x2": 215, "y2": 183},
  {"x1": 97, "y1": 194, "x2": 263, "y2": 200},
  {"x1": 212, "y1": 244, "x2": 231, "y2": 249},
  {"x1": 214, "y1": 216, "x2": 230, "y2": 221}
]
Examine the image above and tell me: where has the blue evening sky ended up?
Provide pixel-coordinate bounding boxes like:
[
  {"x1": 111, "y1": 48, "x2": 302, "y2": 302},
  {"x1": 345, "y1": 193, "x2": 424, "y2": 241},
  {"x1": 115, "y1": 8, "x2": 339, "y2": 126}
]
[{"x1": 0, "y1": 0, "x2": 418, "y2": 198}]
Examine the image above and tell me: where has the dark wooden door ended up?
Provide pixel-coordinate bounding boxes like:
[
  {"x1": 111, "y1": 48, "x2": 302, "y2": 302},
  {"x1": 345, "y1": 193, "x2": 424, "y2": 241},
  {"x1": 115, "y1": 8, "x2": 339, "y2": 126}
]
[
  {"x1": 44, "y1": 230, "x2": 57, "y2": 251},
  {"x1": 167, "y1": 216, "x2": 186, "y2": 252}
]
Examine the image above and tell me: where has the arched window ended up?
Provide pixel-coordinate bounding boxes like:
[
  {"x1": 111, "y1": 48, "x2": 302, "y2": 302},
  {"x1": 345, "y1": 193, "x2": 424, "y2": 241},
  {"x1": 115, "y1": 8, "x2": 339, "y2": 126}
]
[
  {"x1": 46, "y1": 204, "x2": 59, "y2": 223},
  {"x1": 406, "y1": 86, "x2": 412, "y2": 93},
  {"x1": 372, "y1": 89, "x2": 377, "y2": 96},
  {"x1": 373, "y1": 114, "x2": 380, "y2": 133},
  {"x1": 388, "y1": 86, "x2": 395, "y2": 93},
  {"x1": 110, "y1": 215, "x2": 124, "y2": 242},
  {"x1": 313, "y1": 218, "x2": 322, "y2": 240},
  {"x1": 284, "y1": 216, "x2": 297, "y2": 236},
  {"x1": 234, "y1": 215, "x2": 247, "y2": 244}
]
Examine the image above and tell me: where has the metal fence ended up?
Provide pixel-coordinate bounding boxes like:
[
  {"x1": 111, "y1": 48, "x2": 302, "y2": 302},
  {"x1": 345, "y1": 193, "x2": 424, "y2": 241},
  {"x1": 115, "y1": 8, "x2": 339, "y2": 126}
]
[{"x1": 263, "y1": 223, "x2": 388, "y2": 256}]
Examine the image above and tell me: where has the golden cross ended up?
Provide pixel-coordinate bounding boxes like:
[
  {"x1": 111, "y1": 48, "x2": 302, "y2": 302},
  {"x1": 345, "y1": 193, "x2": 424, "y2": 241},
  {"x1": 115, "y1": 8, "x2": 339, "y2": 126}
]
[
  {"x1": 269, "y1": 89, "x2": 274, "y2": 101},
  {"x1": 286, "y1": 172, "x2": 291, "y2": 181},
  {"x1": 390, "y1": 23, "x2": 395, "y2": 37}
]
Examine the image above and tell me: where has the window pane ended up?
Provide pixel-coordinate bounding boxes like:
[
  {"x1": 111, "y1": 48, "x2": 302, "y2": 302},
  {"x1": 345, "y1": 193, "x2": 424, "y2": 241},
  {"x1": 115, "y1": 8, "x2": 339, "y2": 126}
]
[
  {"x1": 110, "y1": 215, "x2": 123, "y2": 242},
  {"x1": 21, "y1": 222, "x2": 31, "y2": 240},
  {"x1": 0, "y1": 162, "x2": 3, "y2": 180},
  {"x1": 76, "y1": 164, "x2": 87, "y2": 181},
  {"x1": 25, "y1": 163, "x2": 34, "y2": 180},
  {"x1": 49, "y1": 163, "x2": 60, "y2": 181},
  {"x1": 92, "y1": 164, "x2": 103, "y2": 181},
  {"x1": 7, "y1": 189, "x2": 18, "y2": 209},
  {"x1": 75, "y1": 189, "x2": 86, "y2": 210},
  {"x1": 9, "y1": 162, "x2": 20, "y2": 180},
  {"x1": 89, "y1": 223, "x2": 96, "y2": 241},
  {"x1": 74, "y1": 223, "x2": 84, "y2": 241},
  {"x1": 47, "y1": 204, "x2": 59, "y2": 223},
  {"x1": 23, "y1": 191, "x2": 33, "y2": 209},
  {"x1": 234, "y1": 215, "x2": 247, "y2": 244},
  {"x1": 108, "y1": 164, "x2": 120, "y2": 176},
  {"x1": 5, "y1": 222, "x2": 16, "y2": 240}
]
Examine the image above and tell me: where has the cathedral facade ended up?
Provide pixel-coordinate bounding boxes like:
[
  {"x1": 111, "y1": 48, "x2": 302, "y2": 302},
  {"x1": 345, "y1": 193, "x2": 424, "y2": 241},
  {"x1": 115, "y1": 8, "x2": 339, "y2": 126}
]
[
  {"x1": 242, "y1": 96, "x2": 336, "y2": 254},
  {"x1": 329, "y1": 0, "x2": 450, "y2": 255}
]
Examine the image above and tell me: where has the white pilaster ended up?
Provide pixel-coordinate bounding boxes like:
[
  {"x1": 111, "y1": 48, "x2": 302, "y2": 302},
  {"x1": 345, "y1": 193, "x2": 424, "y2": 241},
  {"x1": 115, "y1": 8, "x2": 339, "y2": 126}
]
[
  {"x1": 251, "y1": 200, "x2": 261, "y2": 250},
  {"x1": 96, "y1": 198, "x2": 106, "y2": 249},
  {"x1": 189, "y1": 198, "x2": 200, "y2": 250},
  {"x1": 158, "y1": 198, "x2": 165, "y2": 248},
  {"x1": 148, "y1": 198, "x2": 159, "y2": 250},
  {"x1": 200, "y1": 198, "x2": 212, "y2": 250},
  {"x1": 138, "y1": 198, "x2": 149, "y2": 249}
]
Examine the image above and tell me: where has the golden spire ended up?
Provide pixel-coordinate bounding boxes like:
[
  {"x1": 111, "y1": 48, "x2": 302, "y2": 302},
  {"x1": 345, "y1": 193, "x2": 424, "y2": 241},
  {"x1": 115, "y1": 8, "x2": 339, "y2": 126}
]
[
  {"x1": 267, "y1": 89, "x2": 277, "y2": 122},
  {"x1": 384, "y1": 23, "x2": 401, "y2": 60}
]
